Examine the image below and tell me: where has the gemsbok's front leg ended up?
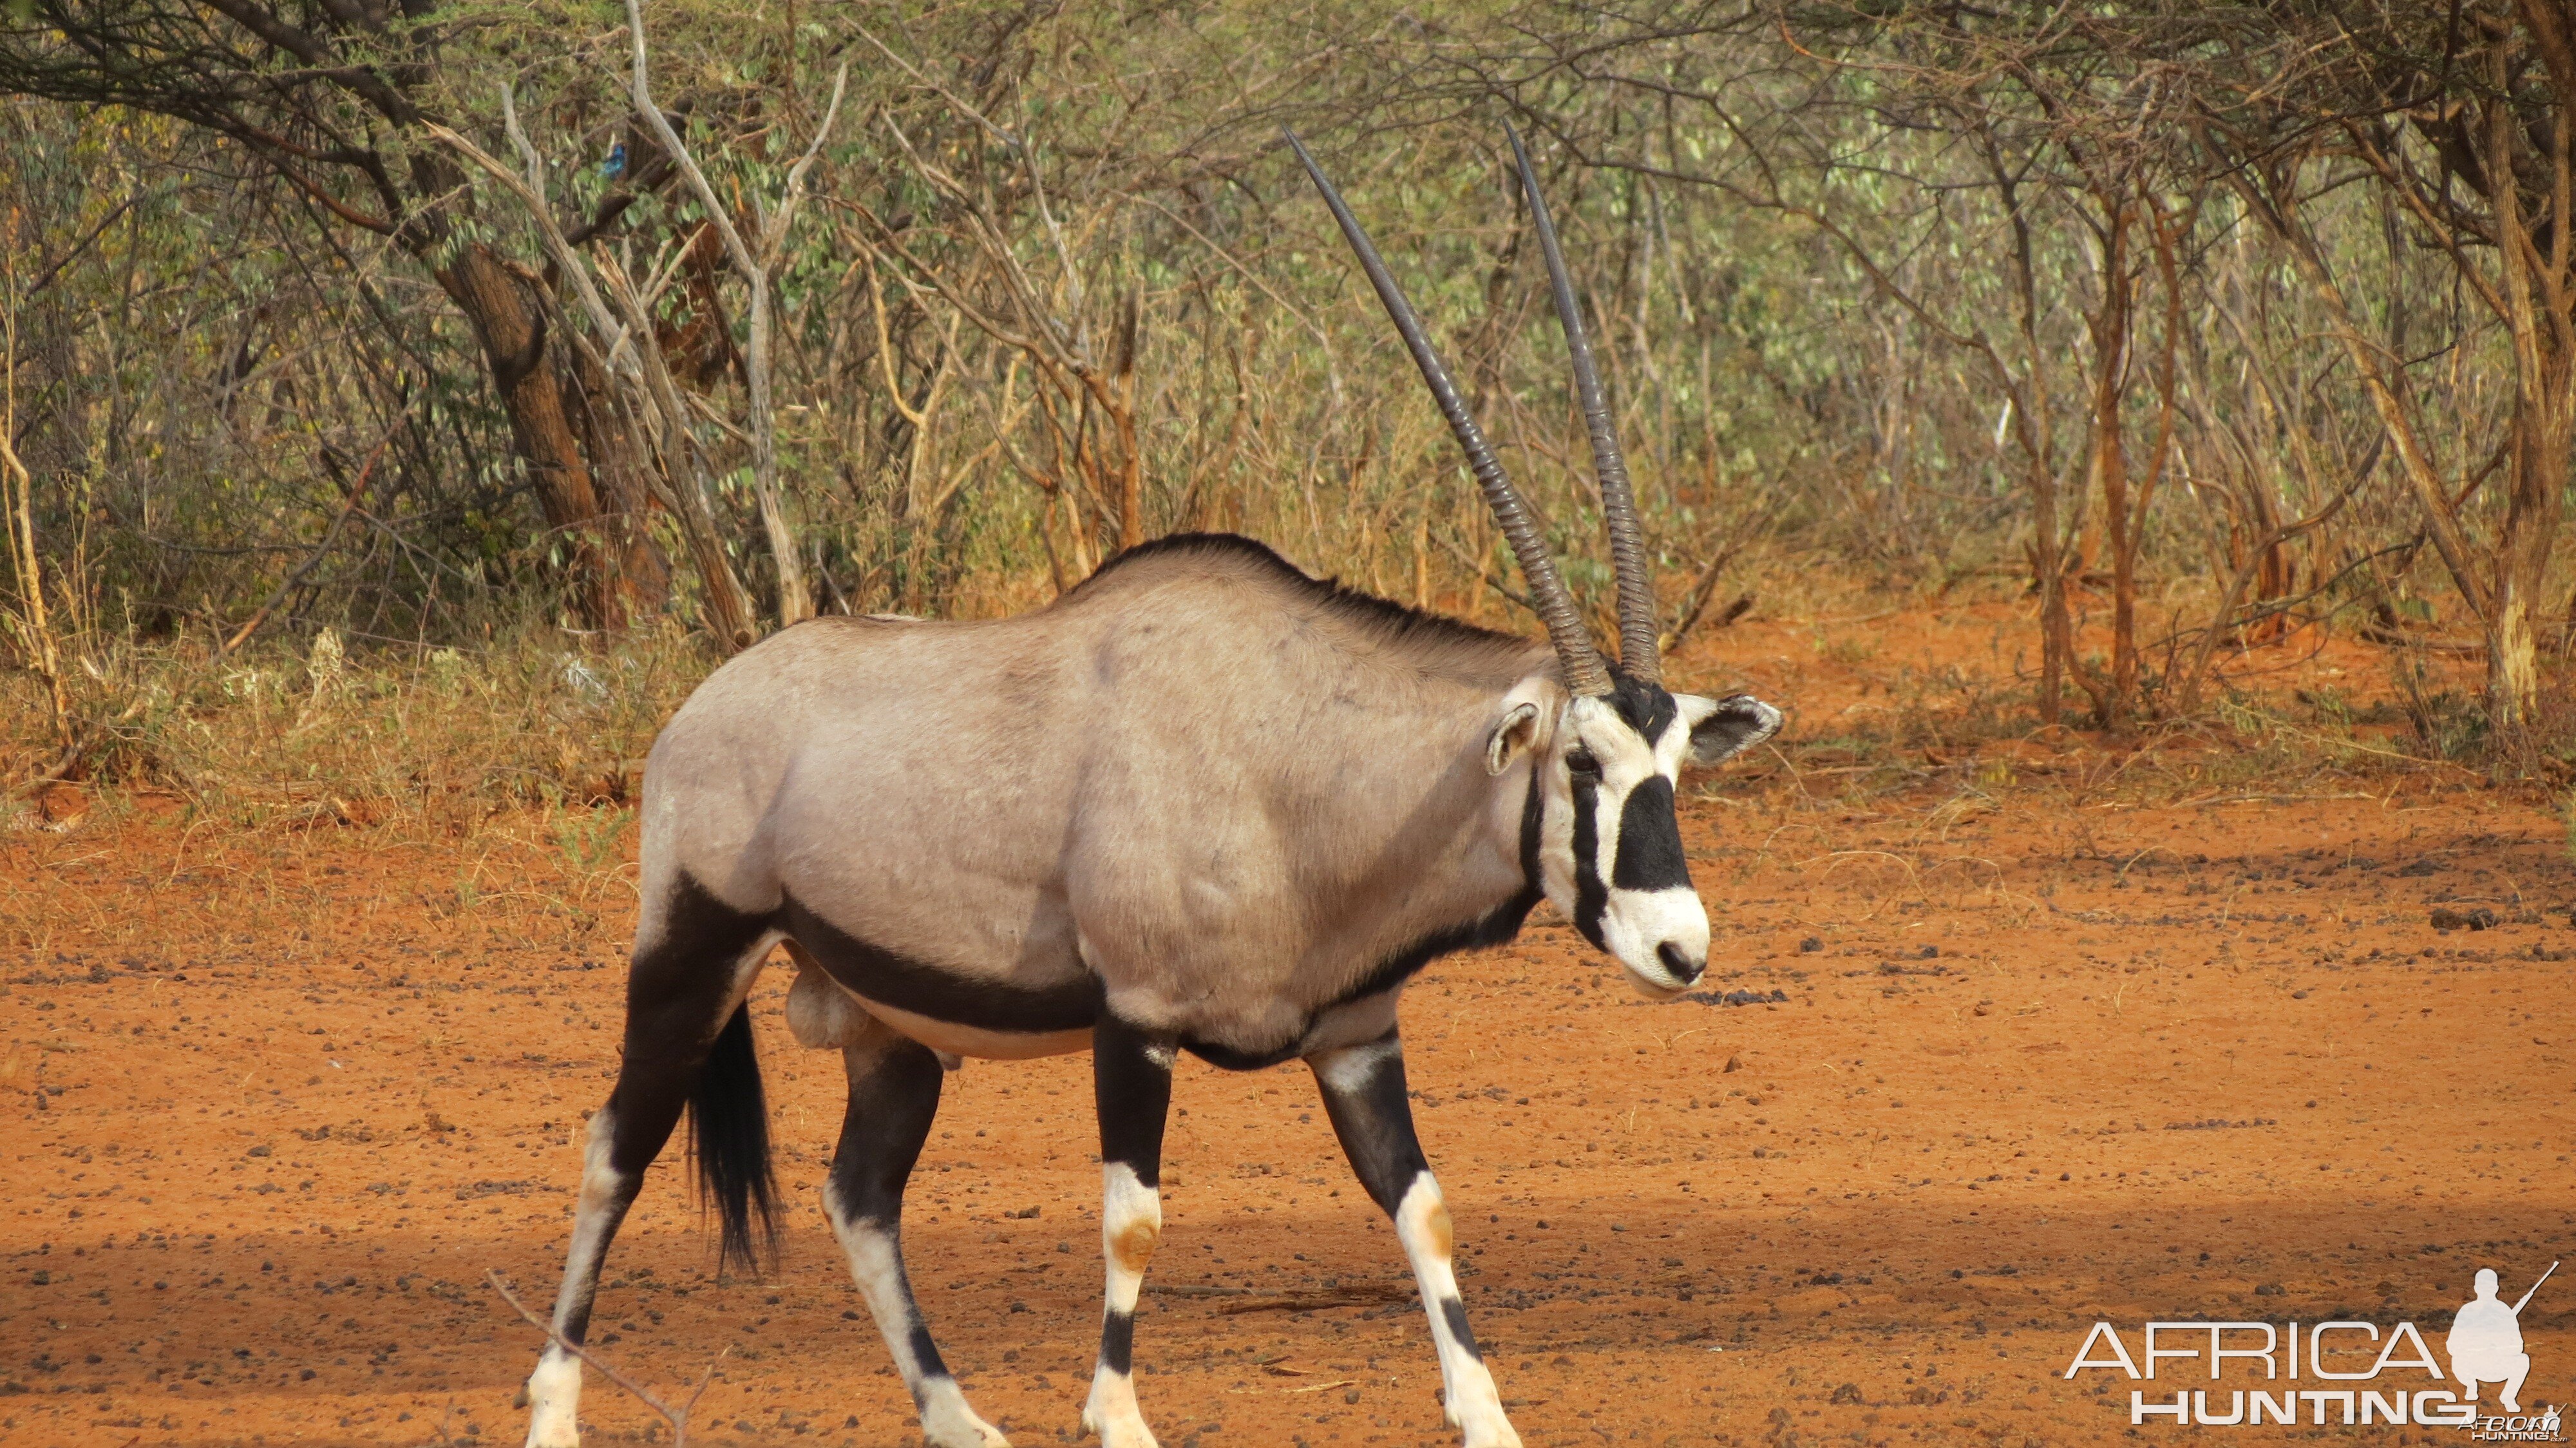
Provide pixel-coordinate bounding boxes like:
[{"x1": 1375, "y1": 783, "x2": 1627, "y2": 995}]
[
  {"x1": 821, "y1": 1016, "x2": 1010, "y2": 1448},
  {"x1": 1083, "y1": 1017, "x2": 1174, "y2": 1448},
  {"x1": 1308, "y1": 1031, "x2": 1520, "y2": 1448}
]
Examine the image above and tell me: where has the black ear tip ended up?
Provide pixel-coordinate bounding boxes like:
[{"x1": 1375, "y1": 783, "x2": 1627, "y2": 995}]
[
  {"x1": 1687, "y1": 695, "x2": 1782, "y2": 763},
  {"x1": 1717, "y1": 694, "x2": 1782, "y2": 727}
]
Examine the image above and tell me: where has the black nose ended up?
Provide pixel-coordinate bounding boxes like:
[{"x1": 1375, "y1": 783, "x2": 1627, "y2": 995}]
[{"x1": 1657, "y1": 942, "x2": 1704, "y2": 984}]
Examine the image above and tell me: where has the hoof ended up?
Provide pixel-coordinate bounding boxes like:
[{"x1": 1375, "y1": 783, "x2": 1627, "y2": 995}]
[
  {"x1": 1079, "y1": 1406, "x2": 1162, "y2": 1448},
  {"x1": 522, "y1": 1356, "x2": 583, "y2": 1448},
  {"x1": 1443, "y1": 1364, "x2": 1519, "y2": 1448},
  {"x1": 920, "y1": 1386, "x2": 1010, "y2": 1448},
  {"x1": 923, "y1": 1416, "x2": 1010, "y2": 1448}
]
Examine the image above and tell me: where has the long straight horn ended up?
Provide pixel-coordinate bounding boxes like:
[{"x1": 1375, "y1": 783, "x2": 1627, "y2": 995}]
[
  {"x1": 1508, "y1": 123, "x2": 1661, "y2": 685},
  {"x1": 1285, "y1": 128, "x2": 1612, "y2": 698}
]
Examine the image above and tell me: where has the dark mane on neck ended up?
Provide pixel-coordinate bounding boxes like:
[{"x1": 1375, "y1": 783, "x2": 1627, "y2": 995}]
[{"x1": 1069, "y1": 532, "x2": 1542, "y2": 667}]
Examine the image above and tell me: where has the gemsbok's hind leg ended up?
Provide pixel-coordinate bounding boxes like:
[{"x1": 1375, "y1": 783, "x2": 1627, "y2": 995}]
[
  {"x1": 523, "y1": 880, "x2": 774, "y2": 1448},
  {"x1": 1308, "y1": 1031, "x2": 1520, "y2": 1448},
  {"x1": 821, "y1": 1013, "x2": 1010, "y2": 1448},
  {"x1": 1082, "y1": 1018, "x2": 1174, "y2": 1448}
]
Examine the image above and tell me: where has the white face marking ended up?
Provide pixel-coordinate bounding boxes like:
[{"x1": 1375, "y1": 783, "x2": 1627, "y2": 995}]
[{"x1": 1540, "y1": 694, "x2": 1710, "y2": 995}]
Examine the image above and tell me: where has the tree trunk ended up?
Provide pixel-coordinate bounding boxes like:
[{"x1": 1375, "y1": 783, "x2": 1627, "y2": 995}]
[
  {"x1": 2490, "y1": 404, "x2": 2566, "y2": 730},
  {"x1": 743, "y1": 268, "x2": 811, "y2": 628},
  {"x1": 435, "y1": 242, "x2": 626, "y2": 629},
  {"x1": 561, "y1": 338, "x2": 671, "y2": 624},
  {"x1": 2085, "y1": 191, "x2": 2136, "y2": 727},
  {"x1": 2031, "y1": 456, "x2": 2070, "y2": 727}
]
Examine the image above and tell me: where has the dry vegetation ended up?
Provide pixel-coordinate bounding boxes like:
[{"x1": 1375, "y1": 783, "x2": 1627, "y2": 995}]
[
  {"x1": 11, "y1": 3, "x2": 2576, "y2": 799},
  {"x1": 7, "y1": 11, "x2": 2576, "y2": 1446}
]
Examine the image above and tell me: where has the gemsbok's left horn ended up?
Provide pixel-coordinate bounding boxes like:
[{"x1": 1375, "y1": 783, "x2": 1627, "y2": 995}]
[{"x1": 1508, "y1": 122, "x2": 1662, "y2": 685}]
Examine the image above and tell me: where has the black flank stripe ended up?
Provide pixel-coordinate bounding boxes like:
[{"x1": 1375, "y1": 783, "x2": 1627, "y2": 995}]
[
  {"x1": 1611, "y1": 776, "x2": 1691, "y2": 891},
  {"x1": 779, "y1": 891, "x2": 1101, "y2": 1033}
]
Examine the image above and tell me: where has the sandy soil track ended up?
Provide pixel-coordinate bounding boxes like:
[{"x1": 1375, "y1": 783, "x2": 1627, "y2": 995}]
[{"x1": 5, "y1": 767, "x2": 2573, "y2": 1446}]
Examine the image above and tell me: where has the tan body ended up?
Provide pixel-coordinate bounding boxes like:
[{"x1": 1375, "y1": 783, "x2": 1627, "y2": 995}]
[{"x1": 641, "y1": 537, "x2": 1562, "y2": 1065}]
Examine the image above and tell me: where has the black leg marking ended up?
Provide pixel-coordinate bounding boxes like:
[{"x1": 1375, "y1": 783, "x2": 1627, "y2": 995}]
[
  {"x1": 822, "y1": 1027, "x2": 1005, "y2": 1447},
  {"x1": 1095, "y1": 1015, "x2": 1173, "y2": 1181},
  {"x1": 905, "y1": 1322, "x2": 947, "y2": 1392},
  {"x1": 590, "y1": 872, "x2": 773, "y2": 1324},
  {"x1": 1099, "y1": 1308, "x2": 1136, "y2": 1376},
  {"x1": 1308, "y1": 1031, "x2": 1515, "y2": 1442},
  {"x1": 1085, "y1": 1016, "x2": 1175, "y2": 1443},
  {"x1": 1311, "y1": 1029, "x2": 1428, "y2": 1214},
  {"x1": 1440, "y1": 1296, "x2": 1482, "y2": 1360},
  {"x1": 825, "y1": 1027, "x2": 944, "y2": 1223},
  {"x1": 524, "y1": 872, "x2": 775, "y2": 1445}
]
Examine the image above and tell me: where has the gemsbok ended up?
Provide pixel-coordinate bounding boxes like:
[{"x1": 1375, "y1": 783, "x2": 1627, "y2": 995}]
[{"x1": 520, "y1": 126, "x2": 1783, "y2": 1448}]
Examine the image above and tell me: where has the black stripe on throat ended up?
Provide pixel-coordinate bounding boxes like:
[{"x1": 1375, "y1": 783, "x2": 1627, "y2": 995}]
[{"x1": 1570, "y1": 768, "x2": 1608, "y2": 949}]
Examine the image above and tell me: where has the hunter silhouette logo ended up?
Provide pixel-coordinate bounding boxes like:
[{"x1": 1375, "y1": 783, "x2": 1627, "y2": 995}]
[
  {"x1": 2061, "y1": 1259, "x2": 2559, "y2": 1436},
  {"x1": 2452, "y1": 1264, "x2": 2550, "y2": 1413}
]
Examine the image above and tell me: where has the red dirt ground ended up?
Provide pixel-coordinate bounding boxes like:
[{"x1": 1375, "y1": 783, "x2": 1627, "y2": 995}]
[{"x1": 5, "y1": 604, "x2": 2572, "y2": 1448}]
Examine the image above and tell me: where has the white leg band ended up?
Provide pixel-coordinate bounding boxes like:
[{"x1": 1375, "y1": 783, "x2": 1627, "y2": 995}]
[{"x1": 1394, "y1": 1176, "x2": 1519, "y2": 1448}]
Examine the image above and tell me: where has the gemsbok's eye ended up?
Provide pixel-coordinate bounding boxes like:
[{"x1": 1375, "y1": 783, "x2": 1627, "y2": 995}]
[{"x1": 1566, "y1": 750, "x2": 1600, "y2": 779}]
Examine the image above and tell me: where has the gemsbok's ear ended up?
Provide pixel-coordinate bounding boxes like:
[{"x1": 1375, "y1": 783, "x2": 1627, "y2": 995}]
[
  {"x1": 1678, "y1": 694, "x2": 1783, "y2": 768},
  {"x1": 1486, "y1": 701, "x2": 1544, "y2": 776}
]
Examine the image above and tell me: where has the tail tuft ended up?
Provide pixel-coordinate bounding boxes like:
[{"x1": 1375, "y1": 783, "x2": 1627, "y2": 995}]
[{"x1": 687, "y1": 1004, "x2": 779, "y2": 1277}]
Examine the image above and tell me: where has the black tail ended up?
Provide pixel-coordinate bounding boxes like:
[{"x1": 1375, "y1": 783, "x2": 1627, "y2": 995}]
[{"x1": 688, "y1": 1004, "x2": 779, "y2": 1277}]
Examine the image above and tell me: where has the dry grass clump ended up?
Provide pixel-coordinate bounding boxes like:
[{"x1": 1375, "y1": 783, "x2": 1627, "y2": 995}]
[{"x1": 1, "y1": 615, "x2": 712, "y2": 831}]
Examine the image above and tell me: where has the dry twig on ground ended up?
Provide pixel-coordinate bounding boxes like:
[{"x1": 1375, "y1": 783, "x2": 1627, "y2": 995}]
[{"x1": 487, "y1": 1268, "x2": 726, "y2": 1445}]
